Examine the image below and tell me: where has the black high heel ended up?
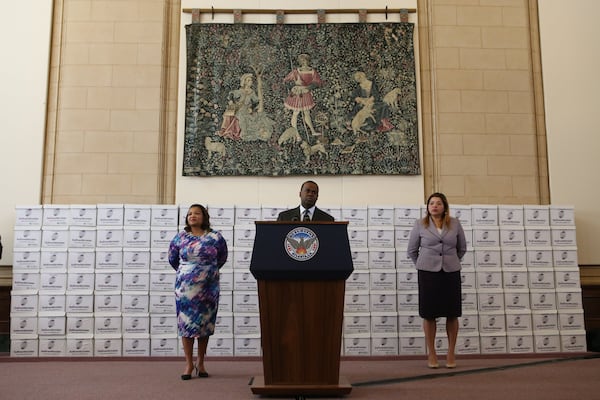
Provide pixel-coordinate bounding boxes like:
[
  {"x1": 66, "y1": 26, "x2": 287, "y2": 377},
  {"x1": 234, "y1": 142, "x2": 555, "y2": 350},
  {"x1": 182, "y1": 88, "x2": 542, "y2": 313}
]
[
  {"x1": 181, "y1": 366, "x2": 195, "y2": 380},
  {"x1": 196, "y1": 365, "x2": 209, "y2": 378}
]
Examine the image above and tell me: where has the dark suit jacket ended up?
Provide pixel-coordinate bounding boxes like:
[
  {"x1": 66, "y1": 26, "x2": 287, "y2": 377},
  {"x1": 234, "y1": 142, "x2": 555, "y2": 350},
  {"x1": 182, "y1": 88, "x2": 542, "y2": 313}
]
[{"x1": 277, "y1": 206, "x2": 335, "y2": 222}]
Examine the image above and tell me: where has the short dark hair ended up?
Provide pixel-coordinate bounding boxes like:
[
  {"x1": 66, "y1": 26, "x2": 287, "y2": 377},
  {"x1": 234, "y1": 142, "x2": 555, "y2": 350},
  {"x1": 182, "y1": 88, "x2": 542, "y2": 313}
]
[
  {"x1": 300, "y1": 180, "x2": 319, "y2": 191},
  {"x1": 184, "y1": 204, "x2": 211, "y2": 232}
]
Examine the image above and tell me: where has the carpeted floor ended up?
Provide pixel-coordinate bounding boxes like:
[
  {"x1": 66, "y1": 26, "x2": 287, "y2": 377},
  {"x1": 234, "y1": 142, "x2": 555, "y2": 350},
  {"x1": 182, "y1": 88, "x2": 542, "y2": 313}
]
[{"x1": 1, "y1": 353, "x2": 599, "y2": 400}]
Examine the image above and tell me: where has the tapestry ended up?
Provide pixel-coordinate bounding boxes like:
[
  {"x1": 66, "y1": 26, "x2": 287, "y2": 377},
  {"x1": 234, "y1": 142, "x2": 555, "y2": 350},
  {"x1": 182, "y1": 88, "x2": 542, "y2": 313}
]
[{"x1": 183, "y1": 23, "x2": 420, "y2": 176}]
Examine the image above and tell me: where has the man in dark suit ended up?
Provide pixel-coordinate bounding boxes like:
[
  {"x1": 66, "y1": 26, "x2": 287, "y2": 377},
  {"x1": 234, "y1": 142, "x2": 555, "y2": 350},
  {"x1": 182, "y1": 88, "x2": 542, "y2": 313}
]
[{"x1": 277, "y1": 180, "x2": 334, "y2": 222}]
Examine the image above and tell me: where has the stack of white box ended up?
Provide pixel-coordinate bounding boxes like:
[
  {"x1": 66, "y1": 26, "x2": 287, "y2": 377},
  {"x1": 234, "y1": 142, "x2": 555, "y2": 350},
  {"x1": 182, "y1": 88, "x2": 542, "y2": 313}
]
[{"x1": 11, "y1": 203, "x2": 585, "y2": 357}]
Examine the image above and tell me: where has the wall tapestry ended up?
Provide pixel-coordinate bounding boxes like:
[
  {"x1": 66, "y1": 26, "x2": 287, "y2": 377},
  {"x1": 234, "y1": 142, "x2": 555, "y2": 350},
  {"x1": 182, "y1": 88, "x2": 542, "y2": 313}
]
[{"x1": 183, "y1": 23, "x2": 420, "y2": 176}]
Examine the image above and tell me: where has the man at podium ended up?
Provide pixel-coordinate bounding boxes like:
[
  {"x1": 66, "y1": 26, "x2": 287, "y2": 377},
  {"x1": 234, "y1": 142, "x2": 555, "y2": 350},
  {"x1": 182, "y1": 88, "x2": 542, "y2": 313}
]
[{"x1": 277, "y1": 180, "x2": 334, "y2": 222}]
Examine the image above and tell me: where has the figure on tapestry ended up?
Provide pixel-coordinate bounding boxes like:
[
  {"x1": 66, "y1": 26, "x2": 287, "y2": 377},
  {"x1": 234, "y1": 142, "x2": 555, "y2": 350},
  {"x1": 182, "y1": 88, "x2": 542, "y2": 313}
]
[
  {"x1": 283, "y1": 53, "x2": 323, "y2": 137},
  {"x1": 349, "y1": 71, "x2": 394, "y2": 135},
  {"x1": 219, "y1": 72, "x2": 274, "y2": 141}
]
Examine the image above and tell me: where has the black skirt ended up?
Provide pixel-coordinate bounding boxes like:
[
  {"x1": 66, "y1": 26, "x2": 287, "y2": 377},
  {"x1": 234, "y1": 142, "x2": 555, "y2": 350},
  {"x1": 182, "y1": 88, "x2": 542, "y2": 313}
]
[{"x1": 417, "y1": 269, "x2": 462, "y2": 319}]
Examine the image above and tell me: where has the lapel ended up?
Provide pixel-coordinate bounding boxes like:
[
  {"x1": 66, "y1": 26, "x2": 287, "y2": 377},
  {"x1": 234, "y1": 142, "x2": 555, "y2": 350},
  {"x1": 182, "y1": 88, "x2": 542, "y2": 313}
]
[{"x1": 427, "y1": 217, "x2": 447, "y2": 238}]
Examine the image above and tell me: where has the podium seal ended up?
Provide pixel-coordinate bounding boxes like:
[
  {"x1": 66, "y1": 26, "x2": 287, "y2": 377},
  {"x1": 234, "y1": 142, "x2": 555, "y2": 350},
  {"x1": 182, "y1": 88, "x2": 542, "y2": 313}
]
[{"x1": 284, "y1": 227, "x2": 319, "y2": 261}]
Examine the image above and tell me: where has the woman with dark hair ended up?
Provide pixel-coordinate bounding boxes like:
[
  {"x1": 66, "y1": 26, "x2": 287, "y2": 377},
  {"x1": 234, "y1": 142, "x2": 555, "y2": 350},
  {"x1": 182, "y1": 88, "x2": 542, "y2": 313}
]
[
  {"x1": 168, "y1": 204, "x2": 228, "y2": 380},
  {"x1": 406, "y1": 193, "x2": 467, "y2": 369}
]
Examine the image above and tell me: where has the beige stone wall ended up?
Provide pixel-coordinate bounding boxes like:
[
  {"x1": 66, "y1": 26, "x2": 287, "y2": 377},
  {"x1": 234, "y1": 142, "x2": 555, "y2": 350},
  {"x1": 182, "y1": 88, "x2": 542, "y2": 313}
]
[
  {"x1": 419, "y1": 0, "x2": 547, "y2": 205},
  {"x1": 43, "y1": 0, "x2": 175, "y2": 204},
  {"x1": 43, "y1": 0, "x2": 546, "y2": 206}
]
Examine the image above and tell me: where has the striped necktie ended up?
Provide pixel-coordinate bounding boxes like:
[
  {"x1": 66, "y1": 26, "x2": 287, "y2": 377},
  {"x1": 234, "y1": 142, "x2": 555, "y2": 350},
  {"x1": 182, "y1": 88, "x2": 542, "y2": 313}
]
[{"x1": 303, "y1": 210, "x2": 311, "y2": 221}]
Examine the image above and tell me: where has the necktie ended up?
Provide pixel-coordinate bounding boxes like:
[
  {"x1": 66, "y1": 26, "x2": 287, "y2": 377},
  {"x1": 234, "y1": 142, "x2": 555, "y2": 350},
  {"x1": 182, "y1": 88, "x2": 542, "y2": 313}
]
[{"x1": 303, "y1": 210, "x2": 311, "y2": 221}]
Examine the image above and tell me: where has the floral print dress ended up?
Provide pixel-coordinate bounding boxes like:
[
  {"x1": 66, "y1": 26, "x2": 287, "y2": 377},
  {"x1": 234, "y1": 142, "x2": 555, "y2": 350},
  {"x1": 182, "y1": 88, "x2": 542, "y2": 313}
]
[{"x1": 168, "y1": 230, "x2": 228, "y2": 338}]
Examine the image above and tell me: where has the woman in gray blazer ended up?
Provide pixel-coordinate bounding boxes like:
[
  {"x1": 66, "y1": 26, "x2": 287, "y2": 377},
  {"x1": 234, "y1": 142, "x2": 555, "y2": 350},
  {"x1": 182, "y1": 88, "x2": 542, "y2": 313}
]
[{"x1": 406, "y1": 192, "x2": 467, "y2": 369}]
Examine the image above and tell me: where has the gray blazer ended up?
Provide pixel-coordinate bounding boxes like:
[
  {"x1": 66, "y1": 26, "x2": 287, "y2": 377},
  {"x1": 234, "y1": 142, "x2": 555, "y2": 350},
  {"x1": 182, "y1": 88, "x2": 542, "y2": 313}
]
[{"x1": 406, "y1": 216, "x2": 467, "y2": 272}]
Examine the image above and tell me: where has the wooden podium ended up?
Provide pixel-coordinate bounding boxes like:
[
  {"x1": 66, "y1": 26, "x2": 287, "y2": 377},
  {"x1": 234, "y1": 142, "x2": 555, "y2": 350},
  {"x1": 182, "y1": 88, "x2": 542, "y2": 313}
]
[{"x1": 249, "y1": 221, "x2": 354, "y2": 397}]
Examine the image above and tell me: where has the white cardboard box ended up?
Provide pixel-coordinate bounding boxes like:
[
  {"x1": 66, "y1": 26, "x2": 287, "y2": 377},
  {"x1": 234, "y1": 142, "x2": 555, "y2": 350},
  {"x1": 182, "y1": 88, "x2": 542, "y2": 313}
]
[
  {"x1": 121, "y1": 292, "x2": 149, "y2": 313},
  {"x1": 233, "y1": 313, "x2": 261, "y2": 335},
  {"x1": 473, "y1": 227, "x2": 500, "y2": 247},
  {"x1": 234, "y1": 225, "x2": 256, "y2": 248},
  {"x1": 39, "y1": 272, "x2": 67, "y2": 292},
  {"x1": 96, "y1": 204, "x2": 125, "y2": 226},
  {"x1": 94, "y1": 291, "x2": 122, "y2": 313},
  {"x1": 94, "y1": 335, "x2": 123, "y2": 357},
  {"x1": 15, "y1": 205, "x2": 43, "y2": 227},
  {"x1": 122, "y1": 313, "x2": 150, "y2": 335},
  {"x1": 479, "y1": 333, "x2": 507, "y2": 354},
  {"x1": 123, "y1": 228, "x2": 151, "y2": 248},
  {"x1": 549, "y1": 206, "x2": 575, "y2": 226},
  {"x1": 456, "y1": 333, "x2": 481, "y2": 355},
  {"x1": 151, "y1": 336, "x2": 179, "y2": 356},
  {"x1": 551, "y1": 227, "x2": 577, "y2": 247},
  {"x1": 11, "y1": 336, "x2": 39, "y2": 357},
  {"x1": 67, "y1": 272, "x2": 95, "y2": 292},
  {"x1": 69, "y1": 226, "x2": 96, "y2": 248},
  {"x1": 234, "y1": 206, "x2": 261, "y2": 225},
  {"x1": 554, "y1": 268, "x2": 581, "y2": 289},
  {"x1": 367, "y1": 227, "x2": 395, "y2": 248},
  {"x1": 123, "y1": 335, "x2": 151, "y2": 356},
  {"x1": 207, "y1": 334, "x2": 234, "y2": 356},
  {"x1": 475, "y1": 248, "x2": 502, "y2": 269},
  {"x1": 534, "y1": 331, "x2": 561, "y2": 353},
  {"x1": 368, "y1": 249, "x2": 396, "y2": 269},
  {"x1": 122, "y1": 271, "x2": 150, "y2": 292},
  {"x1": 367, "y1": 206, "x2": 395, "y2": 226},
  {"x1": 371, "y1": 334, "x2": 399, "y2": 355},
  {"x1": 69, "y1": 205, "x2": 97, "y2": 227},
  {"x1": 233, "y1": 270, "x2": 257, "y2": 291},
  {"x1": 461, "y1": 289, "x2": 478, "y2": 311},
  {"x1": 528, "y1": 268, "x2": 555, "y2": 289},
  {"x1": 94, "y1": 313, "x2": 122, "y2": 335},
  {"x1": 150, "y1": 227, "x2": 178, "y2": 248},
  {"x1": 233, "y1": 335, "x2": 261, "y2": 356},
  {"x1": 350, "y1": 248, "x2": 369, "y2": 270},
  {"x1": 498, "y1": 205, "x2": 524, "y2": 226},
  {"x1": 66, "y1": 313, "x2": 94, "y2": 335},
  {"x1": 532, "y1": 310, "x2": 558, "y2": 332},
  {"x1": 342, "y1": 207, "x2": 368, "y2": 226},
  {"x1": 344, "y1": 313, "x2": 371, "y2": 335},
  {"x1": 502, "y1": 270, "x2": 529, "y2": 290},
  {"x1": 371, "y1": 312, "x2": 398, "y2": 334},
  {"x1": 42, "y1": 204, "x2": 70, "y2": 226},
  {"x1": 525, "y1": 226, "x2": 552, "y2": 247},
  {"x1": 12, "y1": 271, "x2": 40, "y2": 291},
  {"x1": 344, "y1": 291, "x2": 370, "y2": 313},
  {"x1": 506, "y1": 311, "x2": 533, "y2": 333},
  {"x1": 394, "y1": 206, "x2": 421, "y2": 226},
  {"x1": 12, "y1": 249, "x2": 41, "y2": 270},
  {"x1": 476, "y1": 269, "x2": 503, "y2": 290},
  {"x1": 13, "y1": 227, "x2": 42, "y2": 249},
  {"x1": 206, "y1": 205, "x2": 235, "y2": 226},
  {"x1": 524, "y1": 205, "x2": 550, "y2": 226},
  {"x1": 38, "y1": 312, "x2": 66, "y2": 336},
  {"x1": 499, "y1": 227, "x2": 525, "y2": 247},
  {"x1": 10, "y1": 290, "x2": 38, "y2": 314},
  {"x1": 215, "y1": 312, "x2": 233, "y2": 335},
  {"x1": 123, "y1": 248, "x2": 150, "y2": 270},
  {"x1": 96, "y1": 228, "x2": 124, "y2": 248},
  {"x1": 396, "y1": 291, "x2": 419, "y2": 312},
  {"x1": 526, "y1": 248, "x2": 553, "y2": 269},
  {"x1": 67, "y1": 249, "x2": 96, "y2": 271},
  {"x1": 398, "y1": 334, "x2": 426, "y2": 355},
  {"x1": 558, "y1": 310, "x2": 585, "y2": 331},
  {"x1": 150, "y1": 205, "x2": 179, "y2": 227},
  {"x1": 346, "y1": 271, "x2": 370, "y2": 292},
  {"x1": 530, "y1": 289, "x2": 557, "y2": 311},
  {"x1": 556, "y1": 289, "x2": 583, "y2": 310},
  {"x1": 149, "y1": 292, "x2": 176, "y2": 314},
  {"x1": 38, "y1": 291, "x2": 66, "y2": 313},
  {"x1": 552, "y1": 247, "x2": 579, "y2": 268},
  {"x1": 233, "y1": 248, "x2": 253, "y2": 270},
  {"x1": 458, "y1": 311, "x2": 479, "y2": 334},
  {"x1": 477, "y1": 289, "x2": 504, "y2": 313},
  {"x1": 501, "y1": 248, "x2": 527, "y2": 269},
  {"x1": 560, "y1": 330, "x2": 587, "y2": 352},
  {"x1": 347, "y1": 227, "x2": 369, "y2": 249},
  {"x1": 370, "y1": 291, "x2": 398, "y2": 313},
  {"x1": 451, "y1": 205, "x2": 472, "y2": 226},
  {"x1": 507, "y1": 334, "x2": 535, "y2": 354},
  {"x1": 66, "y1": 335, "x2": 94, "y2": 357},
  {"x1": 150, "y1": 249, "x2": 171, "y2": 270},
  {"x1": 123, "y1": 205, "x2": 151, "y2": 227},
  {"x1": 471, "y1": 205, "x2": 498, "y2": 226},
  {"x1": 41, "y1": 227, "x2": 70, "y2": 248},
  {"x1": 39, "y1": 337, "x2": 67, "y2": 357},
  {"x1": 478, "y1": 311, "x2": 506, "y2": 334},
  {"x1": 10, "y1": 315, "x2": 38, "y2": 336},
  {"x1": 369, "y1": 270, "x2": 397, "y2": 291},
  {"x1": 397, "y1": 312, "x2": 422, "y2": 333},
  {"x1": 233, "y1": 290, "x2": 259, "y2": 313},
  {"x1": 94, "y1": 272, "x2": 123, "y2": 292},
  {"x1": 343, "y1": 334, "x2": 372, "y2": 356},
  {"x1": 95, "y1": 248, "x2": 123, "y2": 270},
  {"x1": 150, "y1": 315, "x2": 178, "y2": 335},
  {"x1": 396, "y1": 269, "x2": 418, "y2": 290}
]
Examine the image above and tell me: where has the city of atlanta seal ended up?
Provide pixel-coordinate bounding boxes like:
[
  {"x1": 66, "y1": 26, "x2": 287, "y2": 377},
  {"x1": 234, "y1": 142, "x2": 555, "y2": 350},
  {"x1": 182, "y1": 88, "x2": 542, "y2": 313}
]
[{"x1": 284, "y1": 227, "x2": 319, "y2": 261}]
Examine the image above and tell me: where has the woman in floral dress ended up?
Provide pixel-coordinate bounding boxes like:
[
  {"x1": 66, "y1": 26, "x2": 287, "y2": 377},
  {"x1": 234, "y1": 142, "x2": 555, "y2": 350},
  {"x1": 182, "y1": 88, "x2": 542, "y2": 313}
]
[{"x1": 168, "y1": 204, "x2": 228, "y2": 380}]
